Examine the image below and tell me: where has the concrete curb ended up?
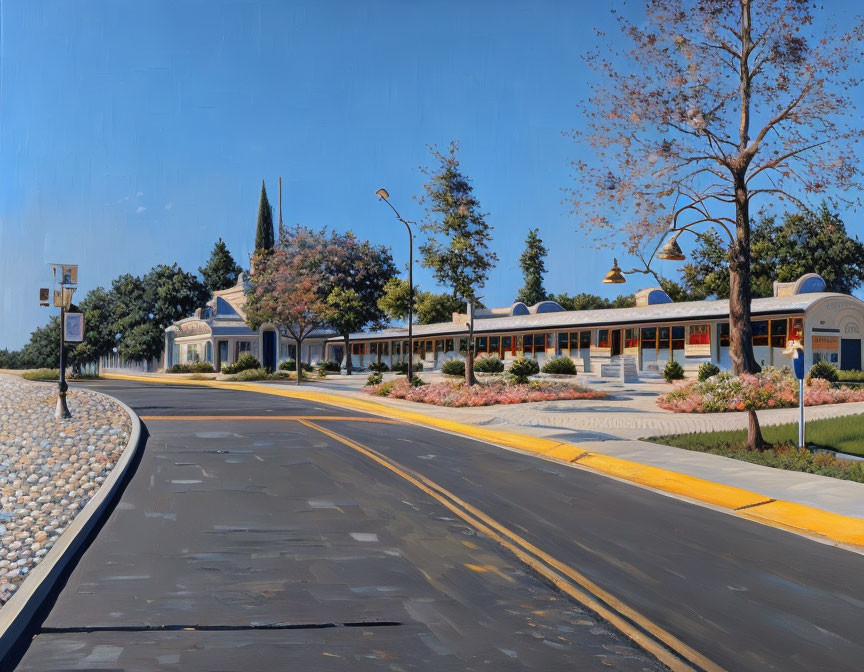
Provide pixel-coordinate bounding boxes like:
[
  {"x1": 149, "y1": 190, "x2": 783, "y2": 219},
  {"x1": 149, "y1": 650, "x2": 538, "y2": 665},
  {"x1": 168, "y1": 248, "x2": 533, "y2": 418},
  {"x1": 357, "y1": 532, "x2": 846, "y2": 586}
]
[
  {"x1": 0, "y1": 392, "x2": 143, "y2": 664},
  {"x1": 102, "y1": 373, "x2": 864, "y2": 549}
]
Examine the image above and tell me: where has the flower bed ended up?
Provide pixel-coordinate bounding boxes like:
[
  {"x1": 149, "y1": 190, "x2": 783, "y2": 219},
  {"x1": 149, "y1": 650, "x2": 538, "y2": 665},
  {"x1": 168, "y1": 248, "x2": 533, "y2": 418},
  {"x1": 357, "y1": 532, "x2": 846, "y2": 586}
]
[
  {"x1": 658, "y1": 368, "x2": 864, "y2": 413},
  {"x1": 364, "y1": 379, "x2": 606, "y2": 407}
]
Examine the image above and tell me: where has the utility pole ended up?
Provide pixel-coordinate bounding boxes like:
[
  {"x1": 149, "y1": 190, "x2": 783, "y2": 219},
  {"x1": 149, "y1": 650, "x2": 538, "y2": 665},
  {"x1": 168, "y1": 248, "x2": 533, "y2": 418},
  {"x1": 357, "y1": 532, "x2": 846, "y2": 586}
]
[{"x1": 278, "y1": 176, "x2": 283, "y2": 237}]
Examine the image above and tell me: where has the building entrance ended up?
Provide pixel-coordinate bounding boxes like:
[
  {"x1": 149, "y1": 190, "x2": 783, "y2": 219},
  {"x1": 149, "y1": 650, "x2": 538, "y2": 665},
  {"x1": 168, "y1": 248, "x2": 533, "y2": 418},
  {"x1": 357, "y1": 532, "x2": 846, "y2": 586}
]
[{"x1": 841, "y1": 338, "x2": 862, "y2": 371}]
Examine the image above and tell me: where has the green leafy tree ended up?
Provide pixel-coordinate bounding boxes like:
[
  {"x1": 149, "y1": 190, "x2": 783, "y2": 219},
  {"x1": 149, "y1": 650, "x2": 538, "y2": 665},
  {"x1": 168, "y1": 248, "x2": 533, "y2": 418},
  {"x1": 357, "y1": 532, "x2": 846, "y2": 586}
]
[
  {"x1": 377, "y1": 278, "x2": 462, "y2": 325},
  {"x1": 255, "y1": 180, "x2": 275, "y2": 253},
  {"x1": 324, "y1": 288, "x2": 367, "y2": 373},
  {"x1": 515, "y1": 228, "x2": 549, "y2": 306},
  {"x1": 113, "y1": 265, "x2": 208, "y2": 363},
  {"x1": 549, "y1": 292, "x2": 635, "y2": 311},
  {"x1": 69, "y1": 287, "x2": 117, "y2": 373},
  {"x1": 667, "y1": 206, "x2": 864, "y2": 300},
  {"x1": 18, "y1": 317, "x2": 61, "y2": 369},
  {"x1": 415, "y1": 292, "x2": 463, "y2": 325},
  {"x1": 321, "y1": 232, "x2": 397, "y2": 374},
  {"x1": 200, "y1": 238, "x2": 243, "y2": 293},
  {"x1": 419, "y1": 141, "x2": 498, "y2": 304},
  {"x1": 377, "y1": 278, "x2": 415, "y2": 322}
]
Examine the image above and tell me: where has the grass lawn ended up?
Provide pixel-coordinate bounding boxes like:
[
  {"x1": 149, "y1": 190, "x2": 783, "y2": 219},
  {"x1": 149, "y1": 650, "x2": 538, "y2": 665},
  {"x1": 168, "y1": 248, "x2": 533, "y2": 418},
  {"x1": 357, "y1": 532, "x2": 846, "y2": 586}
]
[
  {"x1": 653, "y1": 413, "x2": 864, "y2": 456},
  {"x1": 648, "y1": 414, "x2": 864, "y2": 483}
]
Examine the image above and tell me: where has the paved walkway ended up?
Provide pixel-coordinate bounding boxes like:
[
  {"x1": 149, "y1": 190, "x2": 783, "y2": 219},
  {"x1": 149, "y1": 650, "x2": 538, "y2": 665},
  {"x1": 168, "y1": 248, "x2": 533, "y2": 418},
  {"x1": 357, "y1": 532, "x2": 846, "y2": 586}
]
[{"x1": 273, "y1": 375, "x2": 864, "y2": 520}]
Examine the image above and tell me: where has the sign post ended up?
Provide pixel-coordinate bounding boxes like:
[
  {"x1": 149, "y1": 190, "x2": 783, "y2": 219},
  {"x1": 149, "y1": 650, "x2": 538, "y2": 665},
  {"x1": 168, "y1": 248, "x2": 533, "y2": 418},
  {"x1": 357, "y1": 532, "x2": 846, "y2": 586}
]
[
  {"x1": 49, "y1": 264, "x2": 78, "y2": 419},
  {"x1": 784, "y1": 340, "x2": 806, "y2": 449}
]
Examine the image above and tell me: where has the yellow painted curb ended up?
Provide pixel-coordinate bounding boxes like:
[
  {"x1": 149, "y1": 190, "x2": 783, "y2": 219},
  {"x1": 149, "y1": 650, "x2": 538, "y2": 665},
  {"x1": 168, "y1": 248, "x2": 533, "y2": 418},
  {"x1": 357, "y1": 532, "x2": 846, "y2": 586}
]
[
  {"x1": 101, "y1": 373, "x2": 864, "y2": 548},
  {"x1": 739, "y1": 500, "x2": 864, "y2": 546}
]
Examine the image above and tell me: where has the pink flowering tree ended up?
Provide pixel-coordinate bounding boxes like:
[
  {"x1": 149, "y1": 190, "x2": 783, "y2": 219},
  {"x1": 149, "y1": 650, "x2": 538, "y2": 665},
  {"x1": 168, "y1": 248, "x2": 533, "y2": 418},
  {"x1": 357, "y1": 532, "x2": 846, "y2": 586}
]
[
  {"x1": 246, "y1": 226, "x2": 330, "y2": 385},
  {"x1": 569, "y1": 0, "x2": 863, "y2": 448}
]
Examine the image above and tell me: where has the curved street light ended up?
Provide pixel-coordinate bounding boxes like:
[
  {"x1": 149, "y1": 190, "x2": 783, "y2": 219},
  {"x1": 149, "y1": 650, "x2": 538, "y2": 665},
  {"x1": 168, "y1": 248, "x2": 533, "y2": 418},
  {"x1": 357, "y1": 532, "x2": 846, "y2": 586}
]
[{"x1": 376, "y1": 189, "x2": 416, "y2": 383}]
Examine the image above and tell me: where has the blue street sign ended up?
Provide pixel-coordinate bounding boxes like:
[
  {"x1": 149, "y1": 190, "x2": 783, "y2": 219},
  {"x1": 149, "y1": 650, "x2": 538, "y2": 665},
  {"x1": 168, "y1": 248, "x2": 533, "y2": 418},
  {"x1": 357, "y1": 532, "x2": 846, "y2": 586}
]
[{"x1": 792, "y1": 350, "x2": 805, "y2": 380}]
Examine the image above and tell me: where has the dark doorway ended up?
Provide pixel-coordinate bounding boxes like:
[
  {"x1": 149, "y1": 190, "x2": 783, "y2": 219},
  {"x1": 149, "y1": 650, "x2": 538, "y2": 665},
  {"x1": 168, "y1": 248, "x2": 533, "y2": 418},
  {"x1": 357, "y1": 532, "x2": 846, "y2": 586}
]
[
  {"x1": 841, "y1": 338, "x2": 862, "y2": 371},
  {"x1": 262, "y1": 331, "x2": 277, "y2": 372},
  {"x1": 217, "y1": 341, "x2": 228, "y2": 371},
  {"x1": 611, "y1": 329, "x2": 622, "y2": 357}
]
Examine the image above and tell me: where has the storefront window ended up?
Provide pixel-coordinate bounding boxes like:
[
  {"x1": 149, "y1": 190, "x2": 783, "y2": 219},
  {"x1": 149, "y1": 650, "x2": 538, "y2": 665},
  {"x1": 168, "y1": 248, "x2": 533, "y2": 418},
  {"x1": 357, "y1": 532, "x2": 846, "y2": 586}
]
[
  {"x1": 789, "y1": 318, "x2": 803, "y2": 344},
  {"x1": 235, "y1": 341, "x2": 251, "y2": 360},
  {"x1": 489, "y1": 335, "x2": 500, "y2": 356},
  {"x1": 659, "y1": 326, "x2": 670, "y2": 348},
  {"x1": 624, "y1": 328, "x2": 639, "y2": 349},
  {"x1": 671, "y1": 326, "x2": 685, "y2": 350},
  {"x1": 515, "y1": 334, "x2": 524, "y2": 355},
  {"x1": 458, "y1": 338, "x2": 469, "y2": 354},
  {"x1": 476, "y1": 336, "x2": 488, "y2": 353},
  {"x1": 435, "y1": 340, "x2": 444, "y2": 353},
  {"x1": 641, "y1": 327, "x2": 657, "y2": 349},
  {"x1": 598, "y1": 329, "x2": 610, "y2": 348},
  {"x1": 688, "y1": 324, "x2": 710, "y2": 345},
  {"x1": 770, "y1": 320, "x2": 787, "y2": 348},
  {"x1": 351, "y1": 342, "x2": 365, "y2": 356},
  {"x1": 812, "y1": 335, "x2": 839, "y2": 364},
  {"x1": 579, "y1": 331, "x2": 591, "y2": 351},
  {"x1": 752, "y1": 321, "x2": 769, "y2": 346},
  {"x1": 444, "y1": 338, "x2": 454, "y2": 353},
  {"x1": 558, "y1": 332, "x2": 570, "y2": 356},
  {"x1": 719, "y1": 323, "x2": 730, "y2": 347}
]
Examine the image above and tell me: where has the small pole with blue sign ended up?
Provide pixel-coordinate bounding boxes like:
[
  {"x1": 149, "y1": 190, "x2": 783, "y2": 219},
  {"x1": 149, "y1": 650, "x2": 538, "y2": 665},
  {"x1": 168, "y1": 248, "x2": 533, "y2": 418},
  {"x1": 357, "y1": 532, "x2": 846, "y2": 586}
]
[{"x1": 784, "y1": 340, "x2": 806, "y2": 449}]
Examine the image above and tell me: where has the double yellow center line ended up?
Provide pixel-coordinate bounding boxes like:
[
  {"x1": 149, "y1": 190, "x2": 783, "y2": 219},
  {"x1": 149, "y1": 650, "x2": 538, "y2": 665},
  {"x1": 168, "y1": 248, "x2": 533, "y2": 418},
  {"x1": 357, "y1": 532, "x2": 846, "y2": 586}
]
[{"x1": 299, "y1": 419, "x2": 726, "y2": 672}]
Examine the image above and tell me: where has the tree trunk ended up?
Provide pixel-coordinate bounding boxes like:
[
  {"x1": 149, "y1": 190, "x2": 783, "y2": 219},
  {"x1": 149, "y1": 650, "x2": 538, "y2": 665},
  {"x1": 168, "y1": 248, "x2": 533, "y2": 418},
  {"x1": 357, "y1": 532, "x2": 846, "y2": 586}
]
[
  {"x1": 730, "y1": 170, "x2": 764, "y2": 449},
  {"x1": 465, "y1": 305, "x2": 476, "y2": 386},
  {"x1": 465, "y1": 347, "x2": 477, "y2": 386},
  {"x1": 343, "y1": 335, "x2": 352, "y2": 375},
  {"x1": 295, "y1": 338, "x2": 303, "y2": 386}
]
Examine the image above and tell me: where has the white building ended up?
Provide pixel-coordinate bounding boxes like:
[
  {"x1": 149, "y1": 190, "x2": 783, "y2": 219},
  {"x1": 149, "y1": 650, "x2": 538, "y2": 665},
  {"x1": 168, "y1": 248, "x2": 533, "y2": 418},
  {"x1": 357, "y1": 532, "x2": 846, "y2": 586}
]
[
  {"x1": 324, "y1": 274, "x2": 864, "y2": 377},
  {"x1": 162, "y1": 280, "x2": 334, "y2": 372}
]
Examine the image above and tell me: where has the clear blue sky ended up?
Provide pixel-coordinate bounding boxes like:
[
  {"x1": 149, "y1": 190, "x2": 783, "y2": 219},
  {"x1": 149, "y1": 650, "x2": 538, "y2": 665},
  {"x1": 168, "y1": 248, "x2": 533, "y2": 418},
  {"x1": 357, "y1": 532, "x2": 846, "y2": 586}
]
[{"x1": 1, "y1": 0, "x2": 862, "y2": 348}]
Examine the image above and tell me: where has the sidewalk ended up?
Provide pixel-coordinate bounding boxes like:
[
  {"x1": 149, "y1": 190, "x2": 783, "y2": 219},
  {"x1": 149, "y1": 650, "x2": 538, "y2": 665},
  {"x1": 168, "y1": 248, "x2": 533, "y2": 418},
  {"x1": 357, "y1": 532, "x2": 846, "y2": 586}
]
[{"x1": 279, "y1": 375, "x2": 864, "y2": 520}]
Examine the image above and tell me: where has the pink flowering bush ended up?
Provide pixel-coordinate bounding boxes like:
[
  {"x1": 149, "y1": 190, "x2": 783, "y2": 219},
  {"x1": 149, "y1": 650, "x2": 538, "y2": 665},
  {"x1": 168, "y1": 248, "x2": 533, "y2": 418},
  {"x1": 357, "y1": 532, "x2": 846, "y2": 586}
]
[
  {"x1": 364, "y1": 379, "x2": 605, "y2": 407},
  {"x1": 658, "y1": 367, "x2": 864, "y2": 413}
]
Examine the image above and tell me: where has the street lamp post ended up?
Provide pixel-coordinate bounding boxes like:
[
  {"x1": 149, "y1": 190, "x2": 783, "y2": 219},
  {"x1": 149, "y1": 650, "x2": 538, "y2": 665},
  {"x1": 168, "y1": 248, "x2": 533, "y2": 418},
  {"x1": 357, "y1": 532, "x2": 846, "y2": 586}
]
[{"x1": 376, "y1": 188, "x2": 415, "y2": 383}]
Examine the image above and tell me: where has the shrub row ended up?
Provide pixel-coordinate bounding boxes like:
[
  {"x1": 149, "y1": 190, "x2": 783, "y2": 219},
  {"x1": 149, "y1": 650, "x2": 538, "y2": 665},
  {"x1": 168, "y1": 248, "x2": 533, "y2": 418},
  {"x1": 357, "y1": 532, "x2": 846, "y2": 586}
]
[{"x1": 168, "y1": 362, "x2": 215, "y2": 374}]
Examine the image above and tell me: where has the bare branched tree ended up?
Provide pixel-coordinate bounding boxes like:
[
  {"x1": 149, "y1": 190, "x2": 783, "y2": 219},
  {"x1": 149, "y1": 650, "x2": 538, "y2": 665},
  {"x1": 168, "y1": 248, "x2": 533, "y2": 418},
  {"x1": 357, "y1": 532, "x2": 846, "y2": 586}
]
[{"x1": 568, "y1": 0, "x2": 863, "y2": 448}]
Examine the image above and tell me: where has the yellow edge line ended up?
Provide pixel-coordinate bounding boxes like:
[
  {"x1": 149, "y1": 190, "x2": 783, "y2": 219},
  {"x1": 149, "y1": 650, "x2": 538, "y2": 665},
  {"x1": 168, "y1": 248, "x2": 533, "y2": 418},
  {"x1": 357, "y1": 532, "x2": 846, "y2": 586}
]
[
  {"x1": 139, "y1": 415, "x2": 396, "y2": 422},
  {"x1": 102, "y1": 373, "x2": 864, "y2": 548},
  {"x1": 300, "y1": 420, "x2": 724, "y2": 672}
]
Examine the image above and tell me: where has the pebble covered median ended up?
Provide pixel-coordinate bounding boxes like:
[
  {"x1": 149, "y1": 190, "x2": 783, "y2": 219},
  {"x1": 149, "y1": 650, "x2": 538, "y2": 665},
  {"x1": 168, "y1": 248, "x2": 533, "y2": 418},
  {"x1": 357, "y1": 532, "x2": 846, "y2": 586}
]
[{"x1": 0, "y1": 374, "x2": 131, "y2": 606}]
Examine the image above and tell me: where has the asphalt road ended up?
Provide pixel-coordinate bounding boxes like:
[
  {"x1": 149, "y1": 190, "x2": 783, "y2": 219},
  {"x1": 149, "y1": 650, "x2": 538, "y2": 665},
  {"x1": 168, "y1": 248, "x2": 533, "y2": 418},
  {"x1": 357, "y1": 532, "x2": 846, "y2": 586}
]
[{"x1": 10, "y1": 380, "x2": 864, "y2": 671}]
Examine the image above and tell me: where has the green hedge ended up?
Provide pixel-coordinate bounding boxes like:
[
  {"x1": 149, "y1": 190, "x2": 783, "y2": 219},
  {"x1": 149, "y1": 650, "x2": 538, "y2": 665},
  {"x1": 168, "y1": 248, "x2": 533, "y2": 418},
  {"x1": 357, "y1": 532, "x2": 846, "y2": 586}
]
[
  {"x1": 222, "y1": 353, "x2": 261, "y2": 374},
  {"x1": 697, "y1": 362, "x2": 720, "y2": 381},
  {"x1": 474, "y1": 356, "x2": 505, "y2": 373},
  {"x1": 508, "y1": 357, "x2": 539, "y2": 383},
  {"x1": 664, "y1": 360, "x2": 685, "y2": 382},
  {"x1": 542, "y1": 357, "x2": 577, "y2": 375},
  {"x1": 441, "y1": 359, "x2": 466, "y2": 376}
]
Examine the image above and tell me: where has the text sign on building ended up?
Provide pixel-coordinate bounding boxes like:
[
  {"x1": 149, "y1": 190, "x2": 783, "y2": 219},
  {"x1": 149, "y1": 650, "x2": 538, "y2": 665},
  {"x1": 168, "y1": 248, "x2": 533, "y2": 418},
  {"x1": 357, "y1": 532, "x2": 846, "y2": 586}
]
[{"x1": 64, "y1": 313, "x2": 84, "y2": 342}]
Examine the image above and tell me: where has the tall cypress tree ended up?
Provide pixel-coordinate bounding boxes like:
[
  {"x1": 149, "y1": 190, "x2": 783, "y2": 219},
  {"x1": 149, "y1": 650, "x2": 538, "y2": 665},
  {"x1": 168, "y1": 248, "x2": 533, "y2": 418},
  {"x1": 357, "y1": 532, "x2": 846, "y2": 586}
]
[
  {"x1": 515, "y1": 228, "x2": 548, "y2": 306},
  {"x1": 255, "y1": 180, "x2": 275, "y2": 252},
  {"x1": 199, "y1": 238, "x2": 243, "y2": 293}
]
